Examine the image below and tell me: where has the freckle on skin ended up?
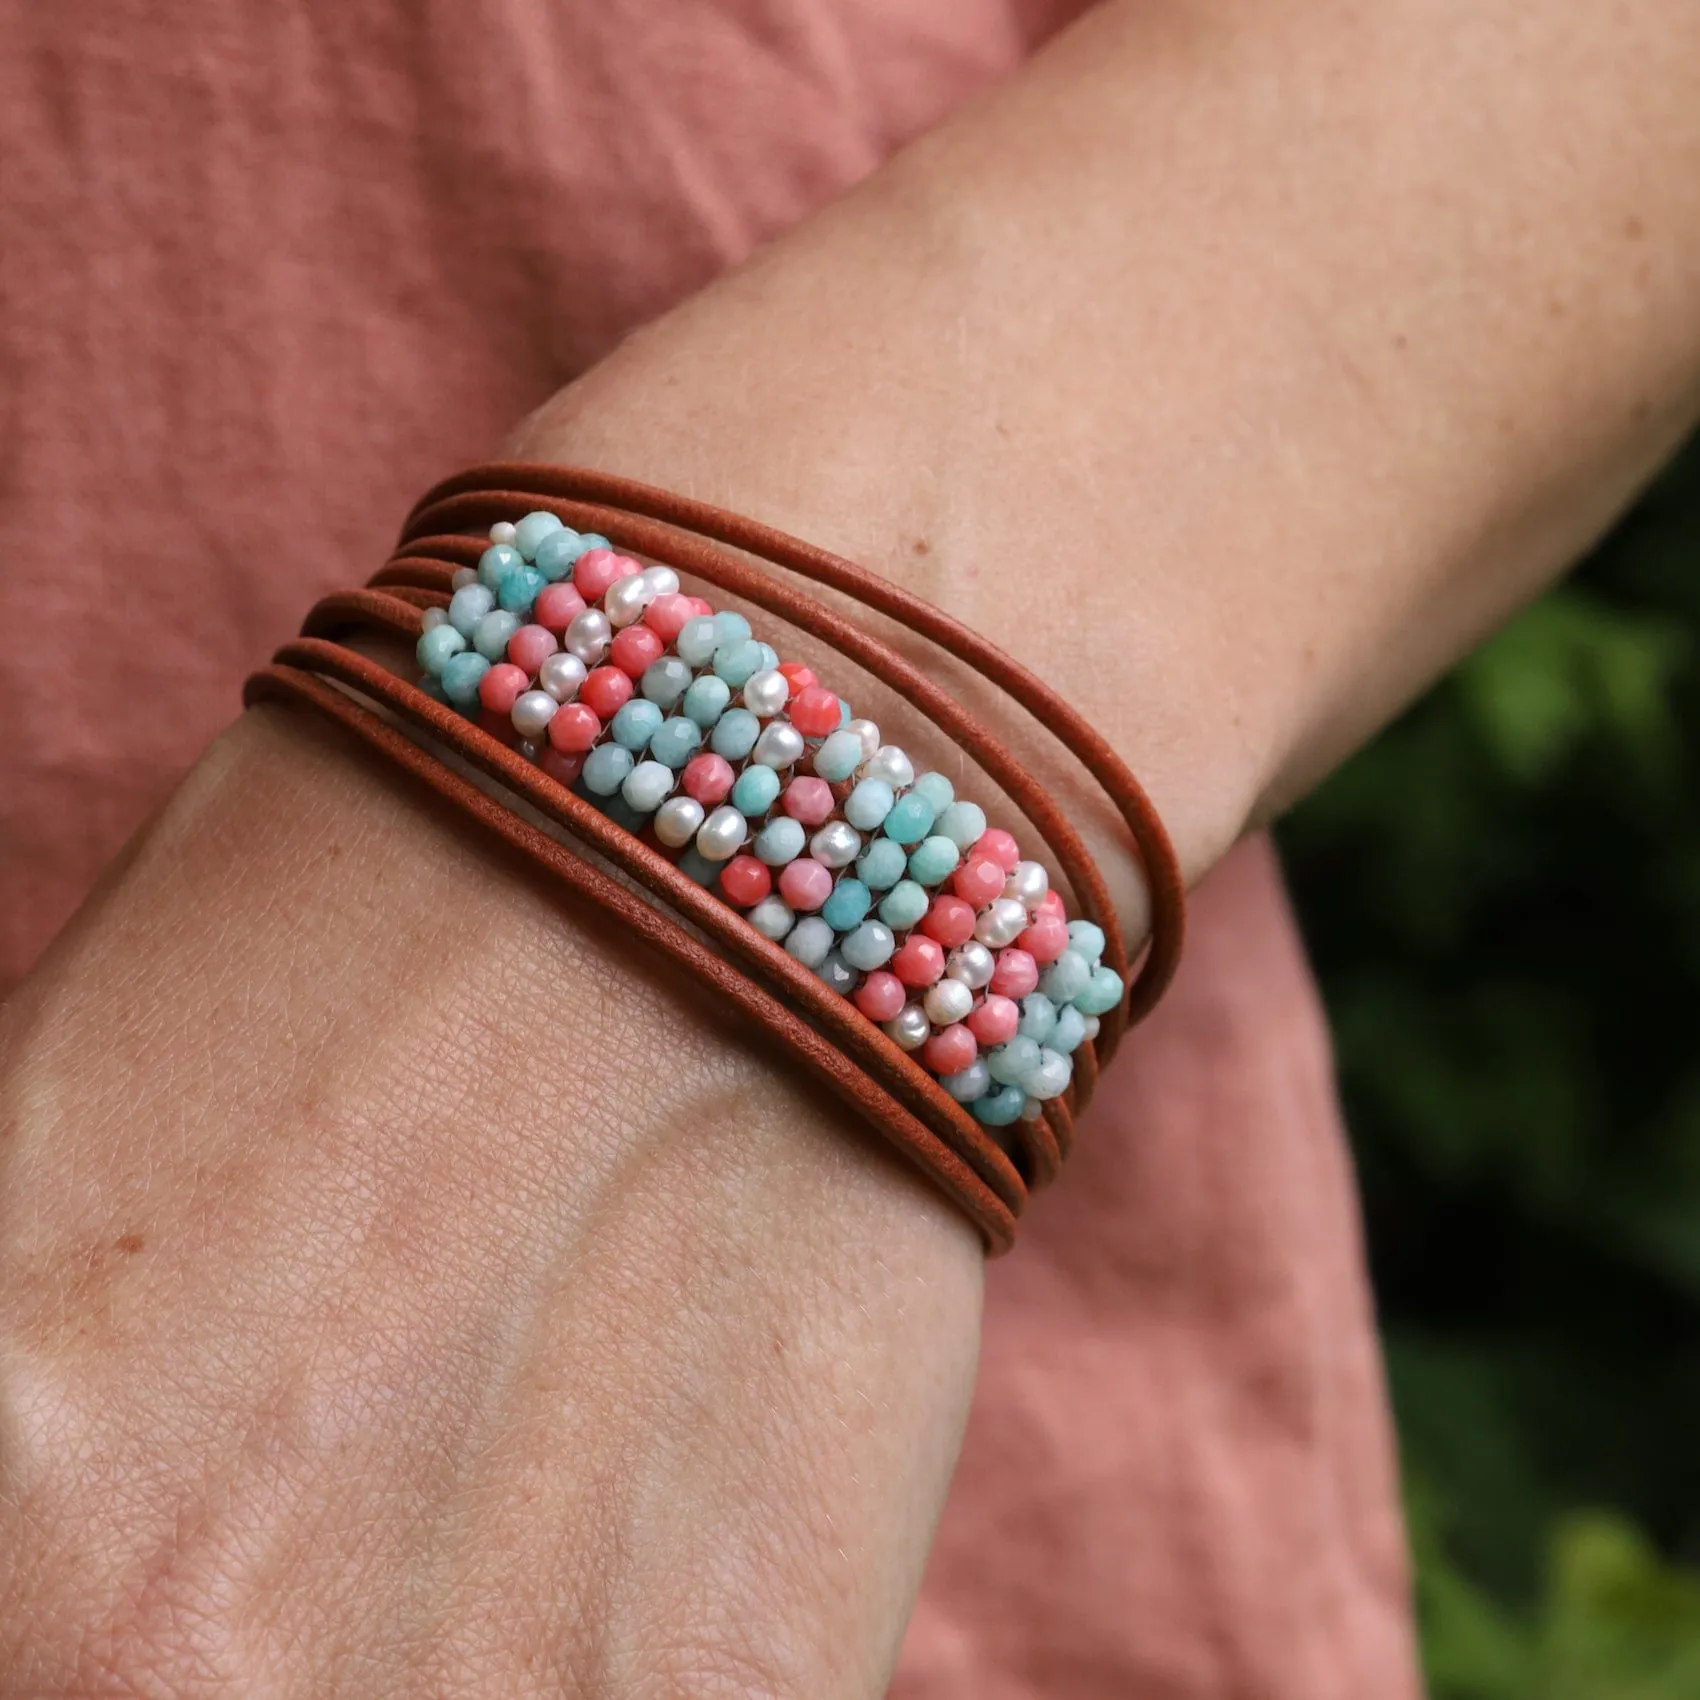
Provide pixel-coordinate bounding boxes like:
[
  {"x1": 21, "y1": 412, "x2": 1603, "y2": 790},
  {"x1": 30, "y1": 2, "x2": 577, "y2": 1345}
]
[
  {"x1": 1625, "y1": 214, "x2": 1645, "y2": 240},
  {"x1": 911, "y1": 538, "x2": 931, "y2": 556},
  {"x1": 116, "y1": 1234, "x2": 144, "y2": 1255}
]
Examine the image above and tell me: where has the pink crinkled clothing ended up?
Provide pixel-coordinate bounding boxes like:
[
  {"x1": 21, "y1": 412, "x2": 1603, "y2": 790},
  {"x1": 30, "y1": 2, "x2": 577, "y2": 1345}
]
[{"x1": 0, "y1": 1, "x2": 1419, "y2": 1692}]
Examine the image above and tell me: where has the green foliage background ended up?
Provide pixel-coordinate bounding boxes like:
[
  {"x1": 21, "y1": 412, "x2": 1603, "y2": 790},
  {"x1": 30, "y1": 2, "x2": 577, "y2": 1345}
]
[{"x1": 1277, "y1": 436, "x2": 1700, "y2": 1698}]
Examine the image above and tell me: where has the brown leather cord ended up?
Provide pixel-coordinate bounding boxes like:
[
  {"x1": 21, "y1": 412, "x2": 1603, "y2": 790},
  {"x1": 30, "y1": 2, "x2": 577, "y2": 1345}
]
[
  {"x1": 282, "y1": 590, "x2": 1047, "y2": 1206},
  {"x1": 382, "y1": 519, "x2": 1135, "y2": 1080},
  {"x1": 399, "y1": 463, "x2": 1186, "y2": 1044},
  {"x1": 244, "y1": 661, "x2": 1019, "y2": 1254}
]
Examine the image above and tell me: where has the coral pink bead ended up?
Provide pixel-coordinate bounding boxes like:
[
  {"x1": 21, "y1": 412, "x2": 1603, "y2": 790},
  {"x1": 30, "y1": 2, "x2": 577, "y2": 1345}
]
[
  {"x1": 924, "y1": 1024, "x2": 978, "y2": 1077},
  {"x1": 778, "y1": 858, "x2": 834, "y2": 912},
  {"x1": 781, "y1": 776, "x2": 835, "y2": 826},
  {"x1": 506, "y1": 623, "x2": 559, "y2": 676},
  {"x1": 967, "y1": 994, "x2": 1021, "y2": 1047},
  {"x1": 777, "y1": 660, "x2": 817, "y2": 693},
  {"x1": 952, "y1": 856, "x2": 1006, "y2": 908},
  {"x1": 891, "y1": 934, "x2": 945, "y2": 988},
  {"x1": 854, "y1": 971, "x2": 907, "y2": 1022},
  {"x1": 683, "y1": 595, "x2": 715, "y2": 617},
  {"x1": 1018, "y1": 912, "x2": 1070, "y2": 965},
  {"x1": 642, "y1": 592, "x2": 695, "y2": 645},
  {"x1": 540, "y1": 747, "x2": 585, "y2": 788},
  {"x1": 990, "y1": 948, "x2": 1039, "y2": 999},
  {"x1": 579, "y1": 665, "x2": 633, "y2": 719},
  {"x1": 919, "y1": 894, "x2": 977, "y2": 948},
  {"x1": 547, "y1": 702, "x2": 600, "y2": 753},
  {"x1": 681, "y1": 752, "x2": 735, "y2": 807},
  {"x1": 788, "y1": 685, "x2": 841, "y2": 738},
  {"x1": 573, "y1": 547, "x2": 624, "y2": 601},
  {"x1": 718, "y1": 855, "x2": 772, "y2": 908},
  {"x1": 478, "y1": 661, "x2": 530, "y2": 715},
  {"x1": 973, "y1": 829, "x2": 1021, "y2": 874},
  {"x1": 609, "y1": 623, "x2": 664, "y2": 679},
  {"x1": 1036, "y1": 888, "x2": 1066, "y2": 922},
  {"x1": 534, "y1": 582, "x2": 586, "y2": 634}
]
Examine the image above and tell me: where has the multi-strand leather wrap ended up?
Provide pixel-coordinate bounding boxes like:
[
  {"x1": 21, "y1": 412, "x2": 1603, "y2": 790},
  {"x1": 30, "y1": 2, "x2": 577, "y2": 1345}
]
[{"x1": 243, "y1": 464, "x2": 1186, "y2": 1253}]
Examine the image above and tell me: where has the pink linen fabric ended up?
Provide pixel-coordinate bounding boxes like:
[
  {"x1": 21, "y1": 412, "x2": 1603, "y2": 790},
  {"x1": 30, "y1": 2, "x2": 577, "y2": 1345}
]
[{"x1": 0, "y1": 1, "x2": 1419, "y2": 1692}]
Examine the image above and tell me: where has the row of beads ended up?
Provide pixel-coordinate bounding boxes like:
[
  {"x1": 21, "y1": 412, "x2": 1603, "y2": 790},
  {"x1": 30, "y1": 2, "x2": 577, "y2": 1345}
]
[{"x1": 414, "y1": 511, "x2": 1124, "y2": 1128}]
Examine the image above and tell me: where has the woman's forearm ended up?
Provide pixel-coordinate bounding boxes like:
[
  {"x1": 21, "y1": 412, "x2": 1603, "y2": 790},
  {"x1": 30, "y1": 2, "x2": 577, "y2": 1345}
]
[{"x1": 4, "y1": 1, "x2": 1700, "y2": 1694}]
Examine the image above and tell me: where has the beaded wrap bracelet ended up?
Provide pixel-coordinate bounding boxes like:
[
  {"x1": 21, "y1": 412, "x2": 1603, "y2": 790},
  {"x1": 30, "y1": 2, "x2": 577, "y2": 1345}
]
[{"x1": 245, "y1": 464, "x2": 1185, "y2": 1253}]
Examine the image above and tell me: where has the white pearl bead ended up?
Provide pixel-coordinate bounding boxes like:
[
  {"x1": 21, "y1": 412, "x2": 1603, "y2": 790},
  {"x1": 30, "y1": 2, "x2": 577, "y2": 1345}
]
[
  {"x1": 653, "y1": 795, "x2": 705, "y2": 849},
  {"x1": 945, "y1": 941, "x2": 995, "y2": 990},
  {"x1": 538, "y1": 652, "x2": 586, "y2": 702},
  {"x1": 752, "y1": 722, "x2": 805, "y2": 769},
  {"x1": 1022, "y1": 1096, "x2": 1043, "y2": 1121},
  {"x1": 695, "y1": 805, "x2": 748, "y2": 861},
  {"x1": 746, "y1": 895, "x2": 794, "y2": 941},
  {"x1": 863, "y1": 745, "x2": 914, "y2": 789},
  {"x1": 1082, "y1": 1015, "x2": 1101, "y2": 1040},
  {"x1": 603, "y1": 573, "x2": 651, "y2": 629},
  {"x1": 488, "y1": 521, "x2": 518, "y2": 547},
  {"x1": 884, "y1": 1005, "x2": 931, "y2": 1051},
  {"x1": 451, "y1": 567, "x2": 478, "y2": 591},
  {"x1": 941, "y1": 1059, "x2": 991, "y2": 1102},
  {"x1": 564, "y1": 608, "x2": 611, "y2": 666},
  {"x1": 1005, "y1": 860, "x2": 1050, "y2": 911},
  {"x1": 924, "y1": 978, "x2": 974, "y2": 1027},
  {"x1": 420, "y1": 606, "x2": 448, "y2": 631},
  {"x1": 843, "y1": 718, "x2": 881, "y2": 762},
  {"x1": 640, "y1": 564, "x2": 680, "y2": 597},
  {"x1": 510, "y1": 690, "x2": 558, "y2": 739},
  {"x1": 809, "y1": 821, "x2": 861, "y2": 869},
  {"x1": 741, "y1": 668, "x2": 790, "y2": 719},
  {"x1": 975, "y1": 897, "x2": 1029, "y2": 950},
  {"x1": 784, "y1": 916, "x2": 834, "y2": 968}
]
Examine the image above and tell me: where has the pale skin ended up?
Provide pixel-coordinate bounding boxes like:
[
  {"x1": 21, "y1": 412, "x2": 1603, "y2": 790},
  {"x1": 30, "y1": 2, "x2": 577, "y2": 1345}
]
[{"x1": 3, "y1": 1, "x2": 1699, "y2": 1693}]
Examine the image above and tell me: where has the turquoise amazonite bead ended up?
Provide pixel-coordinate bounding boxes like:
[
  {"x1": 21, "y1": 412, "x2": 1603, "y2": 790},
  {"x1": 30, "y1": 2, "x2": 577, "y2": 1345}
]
[
  {"x1": 1050, "y1": 1003, "x2": 1088, "y2": 1055},
  {"x1": 1072, "y1": 965, "x2": 1126, "y2": 1016},
  {"x1": 881, "y1": 792, "x2": 937, "y2": 846},
  {"x1": 513, "y1": 511, "x2": 564, "y2": 561},
  {"x1": 682, "y1": 674, "x2": 731, "y2": 728},
  {"x1": 878, "y1": 879, "x2": 930, "y2": 930},
  {"x1": 582, "y1": 743, "x2": 634, "y2": 797},
  {"x1": 840, "y1": 920, "x2": 895, "y2": 971},
  {"x1": 813, "y1": 729, "x2": 864, "y2": 782},
  {"x1": 713, "y1": 610, "x2": 752, "y2": 647},
  {"x1": 642, "y1": 657, "x2": 692, "y2": 710},
  {"x1": 712, "y1": 638, "x2": 763, "y2": 687},
  {"x1": 474, "y1": 610, "x2": 521, "y2": 662},
  {"x1": 448, "y1": 583, "x2": 495, "y2": 638},
  {"x1": 477, "y1": 543, "x2": 523, "y2": 589},
  {"x1": 845, "y1": 778, "x2": 895, "y2": 832},
  {"x1": 416, "y1": 623, "x2": 466, "y2": 675},
  {"x1": 857, "y1": 838, "x2": 908, "y2": 892},
  {"x1": 821, "y1": 878, "x2": 872, "y2": 932},
  {"x1": 710, "y1": 708, "x2": 761, "y2": 761},
  {"x1": 440, "y1": 650, "x2": 489, "y2": 708},
  {"x1": 731, "y1": 764, "x2": 782, "y2": 817},
  {"x1": 754, "y1": 816, "x2": 806, "y2": 865},
  {"x1": 611, "y1": 699, "x2": 663, "y2": 752},
  {"x1": 648, "y1": 717, "x2": 702, "y2": 769},
  {"x1": 498, "y1": 567, "x2": 545, "y2": 615},
  {"x1": 533, "y1": 528, "x2": 586, "y2": 581},
  {"x1": 1040, "y1": 949, "x2": 1092, "y2": 1005},
  {"x1": 936, "y1": 800, "x2": 987, "y2": 851},
  {"x1": 677, "y1": 615, "x2": 720, "y2": 667},
  {"x1": 1018, "y1": 993, "x2": 1058, "y2": 1044},
  {"x1": 907, "y1": 835, "x2": 960, "y2": 887},
  {"x1": 1067, "y1": 921, "x2": 1107, "y2": 967},
  {"x1": 972, "y1": 1084, "x2": 1026, "y2": 1127},
  {"x1": 910, "y1": 771, "x2": 955, "y2": 813}
]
